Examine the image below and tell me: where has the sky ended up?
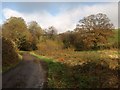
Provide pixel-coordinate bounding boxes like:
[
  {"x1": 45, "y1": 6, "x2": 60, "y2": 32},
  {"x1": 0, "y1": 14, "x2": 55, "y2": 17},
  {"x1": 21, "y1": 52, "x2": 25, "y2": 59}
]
[{"x1": 1, "y1": 2, "x2": 118, "y2": 33}]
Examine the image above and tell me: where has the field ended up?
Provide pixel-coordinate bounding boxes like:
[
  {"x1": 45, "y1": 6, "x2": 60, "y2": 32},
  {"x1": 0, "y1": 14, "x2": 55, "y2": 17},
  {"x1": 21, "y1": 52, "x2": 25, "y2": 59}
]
[{"x1": 30, "y1": 49, "x2": 119, "y2": 88}]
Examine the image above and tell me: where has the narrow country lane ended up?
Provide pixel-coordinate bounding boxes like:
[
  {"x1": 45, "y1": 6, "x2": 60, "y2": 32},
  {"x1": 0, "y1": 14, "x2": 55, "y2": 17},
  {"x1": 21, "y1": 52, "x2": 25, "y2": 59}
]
[{"x1": 2, "y1": 52, "x2": 47, "y2": 88}]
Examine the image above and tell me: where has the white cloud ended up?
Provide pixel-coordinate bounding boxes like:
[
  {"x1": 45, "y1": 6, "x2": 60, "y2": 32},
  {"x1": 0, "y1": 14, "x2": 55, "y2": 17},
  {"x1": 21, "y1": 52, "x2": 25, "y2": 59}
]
[
  {"x1": 3, "y1": 8, "x2": 24, "y2": 19},
  {"x1": 3, "y1": 3, "x2": 118, "y2": 33}
]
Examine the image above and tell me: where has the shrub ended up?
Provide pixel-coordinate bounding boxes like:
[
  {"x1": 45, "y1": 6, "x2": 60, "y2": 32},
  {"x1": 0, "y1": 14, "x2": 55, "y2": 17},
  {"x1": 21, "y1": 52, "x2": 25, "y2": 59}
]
[
  {"x1": 37, "y1": 40, "x2": 63, "y2": 52},
  {"x1": 17, "y1": 35, "x2": 33, "y2": 51},
  {"x1": 2, "y1": 37, "x2": 19, "y2": 71}
]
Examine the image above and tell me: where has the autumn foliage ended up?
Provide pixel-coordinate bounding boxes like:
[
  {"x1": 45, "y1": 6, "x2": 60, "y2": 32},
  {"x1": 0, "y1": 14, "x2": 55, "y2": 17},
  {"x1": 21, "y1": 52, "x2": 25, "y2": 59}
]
[{"x1": 2, "y1": 37, "x2": 19, "y2": 71}]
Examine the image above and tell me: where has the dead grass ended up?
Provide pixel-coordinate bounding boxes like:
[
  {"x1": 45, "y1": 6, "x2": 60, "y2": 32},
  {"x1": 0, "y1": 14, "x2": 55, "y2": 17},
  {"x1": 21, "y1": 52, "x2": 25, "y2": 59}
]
[
  {"x1": 34, "y1": 49, "x2": 119, "y2": 70},
  {"x1": 32, "y1": 49, "x2": 119, "y2": 88}
]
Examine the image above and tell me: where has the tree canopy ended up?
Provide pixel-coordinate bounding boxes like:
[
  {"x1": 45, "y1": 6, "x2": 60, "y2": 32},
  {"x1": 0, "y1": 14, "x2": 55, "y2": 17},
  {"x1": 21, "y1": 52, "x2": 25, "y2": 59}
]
[
  {"x1": 2, "y1": 13, "x2": 116, "y2": 51},
  {"x1": 74, "y1": 13, "x2": 114, "y2": 50},
  {"x1": 2, "y1": 17, "x2": 32, "y2": 50},
  {"x1": 28, "y1": 21, "x2": 44, "y2": 41},
  {"x1": 2, "y1": 17, "x2": 31, "y2": 41}
]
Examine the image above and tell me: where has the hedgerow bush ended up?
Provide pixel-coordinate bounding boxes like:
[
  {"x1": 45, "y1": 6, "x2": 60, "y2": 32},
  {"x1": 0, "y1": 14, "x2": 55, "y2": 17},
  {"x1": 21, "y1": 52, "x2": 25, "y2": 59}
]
[{"x1": 2, "y1": 37, "x2": 19, "y2": 71}]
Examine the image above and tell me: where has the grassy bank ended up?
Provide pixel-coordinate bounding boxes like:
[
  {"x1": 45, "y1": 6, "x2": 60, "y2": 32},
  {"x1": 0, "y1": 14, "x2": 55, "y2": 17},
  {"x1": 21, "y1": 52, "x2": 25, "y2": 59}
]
[
  {"x1": 30, "y1": 50, "x2": 119, "y2": 88},
  {"x1": 34, "y1": 49, "x2": 119, "y2": 69}
]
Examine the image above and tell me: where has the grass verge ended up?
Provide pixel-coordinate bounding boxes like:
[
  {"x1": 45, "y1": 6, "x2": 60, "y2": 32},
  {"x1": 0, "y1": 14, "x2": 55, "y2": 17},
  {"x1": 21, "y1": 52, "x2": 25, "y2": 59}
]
[{"x1": 30, "y1": 52, "x2": 71, "y2": 88}]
